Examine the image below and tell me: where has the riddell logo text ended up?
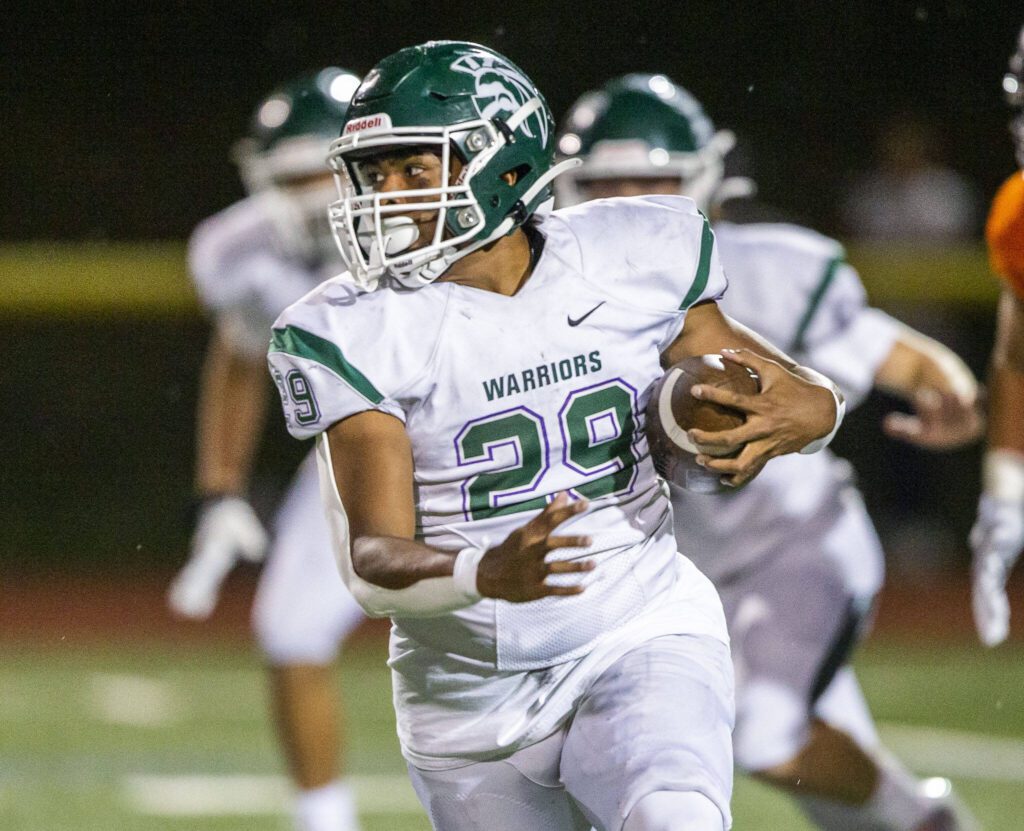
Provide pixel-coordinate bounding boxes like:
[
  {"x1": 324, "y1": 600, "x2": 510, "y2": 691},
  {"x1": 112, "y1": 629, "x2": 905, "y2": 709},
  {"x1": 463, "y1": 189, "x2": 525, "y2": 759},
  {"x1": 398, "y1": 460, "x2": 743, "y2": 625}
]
[{"x1": 343, "y1": 114, "x2": 391, "y2": 134}]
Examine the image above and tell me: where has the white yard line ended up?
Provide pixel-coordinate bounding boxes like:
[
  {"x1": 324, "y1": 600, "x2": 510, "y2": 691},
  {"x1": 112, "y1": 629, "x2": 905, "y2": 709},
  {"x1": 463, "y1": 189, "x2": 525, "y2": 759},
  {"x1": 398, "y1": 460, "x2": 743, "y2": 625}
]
[
  {"x1": 122, "y1": 723, "x2": 1024, "y2": 818},
  {"x1": 89, "y1": 674, "x2": 180, "y2": 727},
  {"x1": 123, "y1": 773, "x2": 422, "y2": 816},
  {"x1": 878, "y1": 723, "x2": 1024, "y2": 782}
]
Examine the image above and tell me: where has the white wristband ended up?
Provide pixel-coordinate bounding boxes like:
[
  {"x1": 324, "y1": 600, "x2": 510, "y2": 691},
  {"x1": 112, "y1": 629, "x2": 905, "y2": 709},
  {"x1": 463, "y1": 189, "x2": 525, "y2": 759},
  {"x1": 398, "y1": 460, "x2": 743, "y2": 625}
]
[
  {"x1": 452, "y1": 545, "x2": 487, "y2": 602},
  {"x1": 799, "y1": 370, "x2": 846, "y2": 455},
  {"x1": 983, "y1": 448, "x2": 1024, "y2": 504}
]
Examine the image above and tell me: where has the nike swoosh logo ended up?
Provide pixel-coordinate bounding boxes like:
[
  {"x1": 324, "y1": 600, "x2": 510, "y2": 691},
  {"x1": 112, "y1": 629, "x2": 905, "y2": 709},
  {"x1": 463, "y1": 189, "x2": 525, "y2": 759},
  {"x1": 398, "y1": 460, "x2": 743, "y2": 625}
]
[{"x1": 567, "y1": 301, "x2": 605, "y2": 327}]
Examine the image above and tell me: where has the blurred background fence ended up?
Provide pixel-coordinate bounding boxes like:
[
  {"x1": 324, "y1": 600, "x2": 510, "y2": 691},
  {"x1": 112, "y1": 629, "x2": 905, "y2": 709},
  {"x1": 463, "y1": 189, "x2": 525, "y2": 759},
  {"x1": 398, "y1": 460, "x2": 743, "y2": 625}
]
[{"x1": 0, "y1": 241, "x2": 998, "y2": 578}]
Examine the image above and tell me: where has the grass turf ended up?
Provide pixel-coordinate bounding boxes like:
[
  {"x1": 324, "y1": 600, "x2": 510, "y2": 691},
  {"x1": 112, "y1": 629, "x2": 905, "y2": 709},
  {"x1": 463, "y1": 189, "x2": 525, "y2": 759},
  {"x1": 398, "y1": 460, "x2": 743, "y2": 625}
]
[{"x1": 2, "y1": 637, "x2": 1022, "y2": 830}]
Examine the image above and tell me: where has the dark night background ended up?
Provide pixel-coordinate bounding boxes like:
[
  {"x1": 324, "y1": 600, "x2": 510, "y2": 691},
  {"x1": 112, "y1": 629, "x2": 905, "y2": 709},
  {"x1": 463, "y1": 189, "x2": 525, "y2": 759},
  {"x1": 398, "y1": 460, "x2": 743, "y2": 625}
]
[
  {"x1": 2, "y1": 1, "x2": 1021, "y2": 575},
  {"x1": 4, "y1": 0, "x2": 1021, "y2": 240}
]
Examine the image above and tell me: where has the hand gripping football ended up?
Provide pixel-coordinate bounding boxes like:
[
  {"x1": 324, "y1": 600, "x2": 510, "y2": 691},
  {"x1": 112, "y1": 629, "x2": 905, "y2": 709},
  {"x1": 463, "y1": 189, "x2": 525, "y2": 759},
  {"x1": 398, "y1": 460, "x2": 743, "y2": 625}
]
[{"x1": 645, "y1": 354, "x2": 760, "y2": 493}]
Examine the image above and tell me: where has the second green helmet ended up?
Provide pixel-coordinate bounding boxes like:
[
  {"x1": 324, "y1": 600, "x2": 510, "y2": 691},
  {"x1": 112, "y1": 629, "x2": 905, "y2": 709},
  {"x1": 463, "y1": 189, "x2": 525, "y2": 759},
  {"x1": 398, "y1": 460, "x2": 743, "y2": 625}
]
[
  {"x1": 555, "y1": 73, "x2": 736, "y2": 212},
  {"x1": 234, "y1": 67, "x2": 361, "y2": 193}
]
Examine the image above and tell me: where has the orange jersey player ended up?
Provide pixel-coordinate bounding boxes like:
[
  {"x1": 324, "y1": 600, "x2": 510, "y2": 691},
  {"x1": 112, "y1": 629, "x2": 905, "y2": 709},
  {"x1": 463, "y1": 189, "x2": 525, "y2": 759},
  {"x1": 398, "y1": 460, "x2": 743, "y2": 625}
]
[
  {"x1": 970, "y1": 27, "x2": 1024, "y2": 647},
  {"x1": 987, "y1": 170, "x2": 1024, "y2": 299}
]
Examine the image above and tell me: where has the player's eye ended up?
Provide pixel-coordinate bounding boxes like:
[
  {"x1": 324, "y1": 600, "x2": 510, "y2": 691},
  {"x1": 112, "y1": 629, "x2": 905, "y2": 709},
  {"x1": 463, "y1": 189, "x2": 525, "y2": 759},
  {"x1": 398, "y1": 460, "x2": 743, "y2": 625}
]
[
  {"x1": 358, "y1": 167, "x2": 384, "y2": 187},
  {"x1": 406, "y1": 163, "x2": 426, "y2": 178}
]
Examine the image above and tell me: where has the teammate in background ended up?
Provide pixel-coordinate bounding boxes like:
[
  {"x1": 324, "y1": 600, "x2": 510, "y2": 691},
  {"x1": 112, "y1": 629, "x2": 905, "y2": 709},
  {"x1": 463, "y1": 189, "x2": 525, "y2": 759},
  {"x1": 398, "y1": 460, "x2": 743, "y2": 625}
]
[
  {"x1": 971, "y1": 26, "x2": 1024, "y2": 648},
  {"x1": 556, "y1": 74, "x2": 983, "y2": 831},
  {"x1": 269, "y1": 41, "x2": 844, "y2": 831},
  {"x1": 166, "y1": 68, "x2": 364, "y2": 831}
]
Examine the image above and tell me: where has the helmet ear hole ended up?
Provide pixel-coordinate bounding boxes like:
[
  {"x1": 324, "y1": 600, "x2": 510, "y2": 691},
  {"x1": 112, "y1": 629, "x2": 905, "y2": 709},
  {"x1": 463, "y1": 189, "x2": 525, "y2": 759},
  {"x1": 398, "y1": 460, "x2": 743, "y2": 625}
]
[{"x1": 502, "y1": 163, "x2": 532, "y2": 186}]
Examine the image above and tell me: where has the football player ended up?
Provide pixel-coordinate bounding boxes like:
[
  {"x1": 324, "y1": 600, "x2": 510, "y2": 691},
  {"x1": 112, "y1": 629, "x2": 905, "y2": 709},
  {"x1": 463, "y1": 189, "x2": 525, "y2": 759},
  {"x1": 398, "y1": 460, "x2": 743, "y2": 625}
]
[
  {"x1": 269, "y1": 41, "x2": 846, "y2": 831},
  {"x1": 556, "y1": 74, "x2": 982, "y2": 831},
  {"x1": 970, "y1": 25, "x2": 1024, "y2": 648},
  {"x1": 166, "y1": 68, "x2": 365, "y2": 831}
]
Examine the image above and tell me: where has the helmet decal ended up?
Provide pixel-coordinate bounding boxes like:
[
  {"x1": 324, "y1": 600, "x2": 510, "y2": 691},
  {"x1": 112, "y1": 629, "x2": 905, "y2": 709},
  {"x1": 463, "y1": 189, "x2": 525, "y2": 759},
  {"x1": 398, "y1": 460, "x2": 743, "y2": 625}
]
[
  {"x1": 450, "y1": 53, "x2": 549, "y2": 144},
  {"x1": 343, "y1": 113, "x2": 393, "y2": 135}
]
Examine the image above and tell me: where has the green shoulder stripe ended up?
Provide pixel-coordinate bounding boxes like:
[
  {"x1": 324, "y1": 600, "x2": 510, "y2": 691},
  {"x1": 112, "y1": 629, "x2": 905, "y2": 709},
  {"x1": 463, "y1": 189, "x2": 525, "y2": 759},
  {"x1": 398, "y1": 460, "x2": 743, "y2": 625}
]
[
  {"x1": 679, "y1": 213, "x2": 715, "y2": 310},
  {"x1": 270, "y1": 325, "x2": 384, "y2": 405},
  {"x1": 793, "y1": 255, "x2": 844, "y2": 352}
]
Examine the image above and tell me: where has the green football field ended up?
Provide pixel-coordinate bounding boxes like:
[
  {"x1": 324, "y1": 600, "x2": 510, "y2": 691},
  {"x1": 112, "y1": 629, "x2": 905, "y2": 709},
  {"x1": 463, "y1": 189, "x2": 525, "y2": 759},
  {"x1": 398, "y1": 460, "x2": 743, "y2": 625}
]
[{"x1": 3, "y1": 637, "x2": 1023, "y2": 830}]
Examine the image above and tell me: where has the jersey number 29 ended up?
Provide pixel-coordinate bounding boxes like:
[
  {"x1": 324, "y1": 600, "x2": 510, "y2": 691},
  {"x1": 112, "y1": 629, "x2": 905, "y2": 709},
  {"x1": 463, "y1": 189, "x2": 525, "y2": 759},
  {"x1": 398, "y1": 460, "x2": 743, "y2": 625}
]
[{"x1": 454, "y1": 379, "x2": 640, "y2": 520}]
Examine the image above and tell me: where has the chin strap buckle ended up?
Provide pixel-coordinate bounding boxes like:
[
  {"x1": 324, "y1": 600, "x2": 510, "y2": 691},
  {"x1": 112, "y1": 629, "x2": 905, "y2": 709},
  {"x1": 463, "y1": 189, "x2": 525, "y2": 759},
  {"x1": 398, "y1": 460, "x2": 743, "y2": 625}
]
[
  {"x1": 508, "y1": 200, "x2": 529, "y2": 226},
  {"x1": 492, "y1": 117, "x2": 517, "y2": 144}
]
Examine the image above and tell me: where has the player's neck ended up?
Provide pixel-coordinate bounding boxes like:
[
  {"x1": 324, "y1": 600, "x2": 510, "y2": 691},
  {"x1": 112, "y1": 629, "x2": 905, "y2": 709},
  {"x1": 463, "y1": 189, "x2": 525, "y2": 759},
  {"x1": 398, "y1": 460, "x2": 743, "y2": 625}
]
[{"x1": 438, "y1": 228, "x2": 533, "y2": 296}]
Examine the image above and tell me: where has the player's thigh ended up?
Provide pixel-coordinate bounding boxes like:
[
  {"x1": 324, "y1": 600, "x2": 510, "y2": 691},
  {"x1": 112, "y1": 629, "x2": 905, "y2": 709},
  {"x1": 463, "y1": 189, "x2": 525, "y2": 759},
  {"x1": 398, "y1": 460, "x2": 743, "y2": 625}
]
[
  {"x1": 560, "y1": 634, "x2": 733, "y2": 831},
  {"x1": 718, "y1": 550, "x2": 859, "y2": 771},
  {"x1": 252, "y1": 453, "x2": 363, "y2": 664},
  {"x1": 813, "y1": 666, "x2": 881, "y2": 751},
  {"x1": 408, "y1": 753, "x2": 590, "y2": 831},
  {"x1": 823, "y1": 481, "x2": 886, "y2": 601}
]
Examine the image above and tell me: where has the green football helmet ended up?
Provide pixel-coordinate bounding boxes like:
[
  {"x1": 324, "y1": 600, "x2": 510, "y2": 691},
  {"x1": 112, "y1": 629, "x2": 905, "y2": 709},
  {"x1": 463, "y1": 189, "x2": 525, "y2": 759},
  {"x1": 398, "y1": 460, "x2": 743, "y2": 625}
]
[
  {"x1": 233, "y1": 67, "x2": 361, "y2": 262},
  {"x1": 327, "y1": 41, "x2": 579, "y2": 289},
  {"x1": 555, "y1": 74, "x2": 741, "y2": 212}
]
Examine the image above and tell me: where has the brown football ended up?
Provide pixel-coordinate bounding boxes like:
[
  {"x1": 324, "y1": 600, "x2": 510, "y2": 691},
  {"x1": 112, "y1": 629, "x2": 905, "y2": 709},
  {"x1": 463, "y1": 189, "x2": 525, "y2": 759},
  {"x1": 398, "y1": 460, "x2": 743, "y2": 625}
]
[{"x1": 645, "y1": 354, "x2": 760, "y2": 492}]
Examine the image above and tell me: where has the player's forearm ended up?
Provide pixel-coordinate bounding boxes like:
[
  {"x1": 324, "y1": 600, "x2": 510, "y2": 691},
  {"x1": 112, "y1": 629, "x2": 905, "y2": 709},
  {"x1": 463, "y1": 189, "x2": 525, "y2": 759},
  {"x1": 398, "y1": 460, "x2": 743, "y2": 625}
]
[
  {"x1": 195, "y1": 330, "x2": 271, "y2": 496},
  {"x1": 351, "y1": 536, "x2": 459, "y2": 589},
  {"x1": 719, "y1": 324, "x2": 845, "y2": 444},
  {"x1": 986, "y1": 290, "x2": 1024, "y2": 454},
  {"x1": 987, "y1": 364, "x2": 1024, "y2": 455},
  {"x1": 671, "y1": 301, "x2": 842, "y2": 449},
  {"x1": 994, "y1": 289, "x2": 1024, "y2": 375},
  {"x1": 663, "y1": 302, "x2": 799, "y2": 372},
  {"x1": 873, "y1": 329, "x2": 978, "y2": 402}
]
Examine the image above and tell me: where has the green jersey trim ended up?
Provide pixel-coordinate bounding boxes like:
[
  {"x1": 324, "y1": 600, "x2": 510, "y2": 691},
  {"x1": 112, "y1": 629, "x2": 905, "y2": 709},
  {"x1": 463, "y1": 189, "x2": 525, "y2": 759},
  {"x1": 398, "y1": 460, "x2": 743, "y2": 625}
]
[
  {"x1": 793, "y1": 255, "x2": 844, "y2": 352},
  {"x1": 270, "y1": 325, "x2": 385, "y2": 405},
  {"x1": 679, "y1": 214, "x2": 715, "y2": 310}
]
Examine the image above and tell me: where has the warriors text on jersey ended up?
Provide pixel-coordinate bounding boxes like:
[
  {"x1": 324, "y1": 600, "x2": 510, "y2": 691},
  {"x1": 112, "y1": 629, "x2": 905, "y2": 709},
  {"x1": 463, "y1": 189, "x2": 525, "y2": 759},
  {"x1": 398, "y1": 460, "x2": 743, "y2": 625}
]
[
  {"x1": 987, "y1": 171, "x2": 1024, "y2": 299},
  {"x1": 268, "y1": 195, "x2": 729, "y2": 768},
  {"x1": 671, "y1": 221, "x2": 899, "y2": 595}
]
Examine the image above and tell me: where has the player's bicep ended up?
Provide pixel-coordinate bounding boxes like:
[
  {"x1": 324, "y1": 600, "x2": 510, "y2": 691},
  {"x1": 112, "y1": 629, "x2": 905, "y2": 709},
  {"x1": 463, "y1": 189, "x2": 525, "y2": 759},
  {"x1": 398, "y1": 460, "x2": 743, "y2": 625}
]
[
  {"x1": 325, "y1": 411, "x2": 416, "y2": 541},
  {"x1": 662, "y1": 300, "x2": 798, "y2": 370}
]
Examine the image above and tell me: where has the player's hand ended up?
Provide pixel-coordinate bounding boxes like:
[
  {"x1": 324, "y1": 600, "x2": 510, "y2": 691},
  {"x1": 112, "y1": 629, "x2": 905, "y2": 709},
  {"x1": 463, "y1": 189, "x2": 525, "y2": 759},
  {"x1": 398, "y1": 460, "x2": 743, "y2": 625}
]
[
  {"x1": 883, "y1": 389, "x2": 984, "y2": 451},
  {"x1": 970, "y1": 494, "x2": 1024, "y2": 647},
  {"x1": 685, "y1": 349, "x2": 838, "y2": 488},
  {"x1": 167, "y1": 496, "x2": 269, "y2": 619},
  {"x1": 476, "y1": 492, "x2": 595, "y2": 603}
]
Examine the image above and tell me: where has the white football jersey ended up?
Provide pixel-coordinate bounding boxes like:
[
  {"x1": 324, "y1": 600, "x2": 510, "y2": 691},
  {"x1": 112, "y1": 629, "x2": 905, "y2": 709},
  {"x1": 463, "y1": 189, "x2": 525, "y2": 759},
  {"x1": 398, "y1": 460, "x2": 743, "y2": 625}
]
[
  {"x1": 268, "y1": 195, "x2": 730, "y2": 766},
  {"x1": 189, "y1": 193, "x2": 339, "y2": 355},
  {"x1": 671, "y1": 221, "x2": 900, "y2": 592}
]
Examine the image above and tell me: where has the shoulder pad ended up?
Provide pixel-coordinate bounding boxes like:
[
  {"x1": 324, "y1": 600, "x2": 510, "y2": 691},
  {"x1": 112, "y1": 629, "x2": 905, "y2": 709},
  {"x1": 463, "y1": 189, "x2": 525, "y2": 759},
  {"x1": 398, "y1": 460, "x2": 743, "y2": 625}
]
[
  {"x1": 550, "y1": 195, "x2": 723, "y2": 312},
  {"x1": 268, "y1": 280, "x2": 450, "y2": 438},
  {"x1": 715, "y1": 220, "x2": 844, "y2": 265}
]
